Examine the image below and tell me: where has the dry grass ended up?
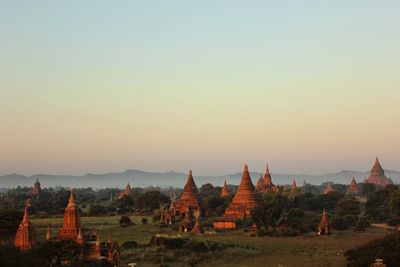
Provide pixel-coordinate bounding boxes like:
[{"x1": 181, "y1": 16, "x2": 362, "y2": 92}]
[{"x1": 31, "y1": 216, "x2": 387, "y2": 267}]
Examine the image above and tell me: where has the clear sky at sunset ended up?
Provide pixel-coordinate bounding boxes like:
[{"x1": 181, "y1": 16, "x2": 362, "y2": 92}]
[{"x1": 1, "y1": 1, "x2": 399, "y2": 176}]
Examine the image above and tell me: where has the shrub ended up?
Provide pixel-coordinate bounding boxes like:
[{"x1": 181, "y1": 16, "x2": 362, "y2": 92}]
[
  {"x1": 331, "y1": 215, "x2": 357, "y2": 230},
  {"x1": 119, "y1": 215, "x2": 134, "y2": 227}
]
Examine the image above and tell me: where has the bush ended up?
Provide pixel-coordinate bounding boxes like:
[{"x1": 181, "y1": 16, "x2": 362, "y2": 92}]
[
  {"x1": 119, "y1": 215, "x2": 134, "y2": 227},
  {"x1": 332, "y1": 215, "x2": 358, "y2": 230}
]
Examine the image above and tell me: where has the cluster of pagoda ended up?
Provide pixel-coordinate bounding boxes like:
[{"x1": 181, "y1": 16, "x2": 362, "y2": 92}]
[
  {"x1": 159, "y1": 170, "x2": 202, "y2": 233},
  {"x1": 14, "y1": 190, "x2": 121, "y2": 266},
  {"x1": 323, "y1": 157, "x2": 393, "y2": 196}
]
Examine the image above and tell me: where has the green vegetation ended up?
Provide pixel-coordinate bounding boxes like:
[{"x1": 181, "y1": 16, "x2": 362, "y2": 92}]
[
  {"x1": 1, "y1": 184, "x2": 399, "y2": 266},
  {"x1": 28, "y1": 216, "x2": 387, "y2": 266}
]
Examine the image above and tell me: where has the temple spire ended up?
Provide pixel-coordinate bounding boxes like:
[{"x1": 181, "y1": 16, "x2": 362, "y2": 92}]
[
  {"x1": 221, "y1": 180, "x2": 229, "y2": 197},
  {"x1": 22, "y1": 206, "x2": 28, "y2": 224},
  {"x1": 68, "y1": 189, "x2": 75, "y2": 206},
  {"x1": 292, "y1": 179, "x2": 297, "y2": 188},
  {"x1": 264, "y1": 164, "x2": 272, "y2": 186}
]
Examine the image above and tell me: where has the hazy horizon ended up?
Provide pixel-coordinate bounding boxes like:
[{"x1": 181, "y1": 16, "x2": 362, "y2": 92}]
[{"x1": 1, "y1": 1, "x2": 399, "y2": 176}]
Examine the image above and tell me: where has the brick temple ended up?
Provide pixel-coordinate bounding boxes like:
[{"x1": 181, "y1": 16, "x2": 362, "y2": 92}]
[
  {"x1": 365, "y1": 157, "x2": 393, "y2": 186},
  {"x1": 213, "y1": 164, "x2": 257, "y2": 230},
  {"x1": 14, "y1": 206, "x2": 37, "y2": 250}
]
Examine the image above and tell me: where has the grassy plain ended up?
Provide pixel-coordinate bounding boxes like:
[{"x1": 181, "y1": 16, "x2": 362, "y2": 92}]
[{"x1": 31, "y1": 216, "x2": 387, "y2": 267}]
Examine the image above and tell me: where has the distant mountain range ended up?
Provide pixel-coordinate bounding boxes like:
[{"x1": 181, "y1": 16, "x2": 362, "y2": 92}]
[{"x1": 0, "y1": 169, "x2": 399, "y2": 189}]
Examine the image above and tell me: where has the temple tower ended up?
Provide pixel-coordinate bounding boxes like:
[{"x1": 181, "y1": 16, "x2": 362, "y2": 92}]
[
  {"x1": 347, "y1": 177, "x2": 361, "y2": 195},
  {"x1": 365, "y1": 157, "x2": 393, "y2": 186},
  {"x1": 221, "y1": 180, "x2": 229, "y2": 197},
  {"x1": 264, "y1": 164, "x2": 272, "y2": 186},
  {"x1": 58, "y1": 189, "x2": 81, "y2": 240},
  {"x1": 15, "y1": 207, "x2": 37, "y2": 249},
  {"x1": 31, "y1": 177, "x2": 41, "y2": 197},
  {"x1": 175, "y1": 170, "x2": 199, "y2": 213},
  {"x1": 323, "y1": 183, "x2": 335, "y2": 194},
  {"x1": 214, "y1": 164, "x2": 257, "y2": 229},
  {"x1": 317, "y1": 209, "x2": 330, "y2": 235}
]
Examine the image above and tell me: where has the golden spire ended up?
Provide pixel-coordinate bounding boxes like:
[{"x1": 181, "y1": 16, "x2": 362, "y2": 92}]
[{"x1": 68, "y1": 189, "x2": 75, "y2": 206}]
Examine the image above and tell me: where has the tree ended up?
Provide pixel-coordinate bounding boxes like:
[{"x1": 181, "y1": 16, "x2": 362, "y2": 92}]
[
  {"x1": 114, "y1": 195, "x2": 134, "y2": 209},
  {"x1": 252, "y1": 193, "x2": 288, "y2": 228},
  {"x1": 361, "y1": 183, "x2": 376, "y2": 199},
  {"x1": 199, "y1": 183, "x2": 218, "y2": 197},
  {"x1": 336, "y1": 196, "x2": 360, "y2": 217},
  {"x1": 89, "y1": 205, "x2": 107, "y2": 216},
  {"x1": 0, "y1": 209, "x2": 23, "y2": 235},
  {"x1": 135, "y1": 191, "x2": 169, "y2": 212}
]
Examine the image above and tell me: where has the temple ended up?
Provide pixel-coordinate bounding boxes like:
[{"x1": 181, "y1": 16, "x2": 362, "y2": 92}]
[
  {"x1": 365, "y1": 157, "x2": 393, "y2": 186},
  {"x1": 14, "y1": 206, "x2": 37, "y2": 250},
  {"x1": 53, "y1": 189, "x2": 121, "y2": 266},
  {"x1": 175, "y1": 170, "x2": 199, "y2": 214},
  {"x1": 221, "y1": 180, "x2": 229, "y2": 197},
  {"x1": 323, "y1": 183, "x2": 335, "y2": 195},
  {"x1": 31, "y1": 177, "x2": 41, "y2": 197},
  {"x1": 256, "y1": 164, "x2": 279, "y2": 193},
  {"x1": 58, "y1": 189, "x2": 81, "y2": 240},
  {"x1": 291, "y1": 179, "x2": 297, "y2": 189},
  {"x1": 347, "y1": 177, "x2": 361, "y2": 195},
  {"x1": 159, "y1": 171, "x2": 200, "y2": 231},
  {"x1": 119, "y1": 182, "x2": 132, "y2": 199},
  {"x1": 213, "y1": 164, "x2": 257, "y2": 230},
  {"x1": 317, "y1": 209, "x2": 329, "y2": 235}
]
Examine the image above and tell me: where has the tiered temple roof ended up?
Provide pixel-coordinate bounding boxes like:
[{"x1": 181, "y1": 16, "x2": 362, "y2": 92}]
[
  {"x1": 15, "y1": 207, "x2": 37, "y2": 250},
  {"x1": 317, "y1": 209, "x2": 329, "y2": 235},
  {"x1": 31, "y1": 177, "x2": 41, "y2": 197},
  {"x1": 58, "y1": 189, "x2": 81, "y2": 240},
  {"x1": 323, "y1": 183, "x2": 335, "y2": 194},
  {"x1": 264, "y1": 164, "x2": 273, "y2": 186},
  {"x1": 221, "y1": 180, "x2": 229, "y2": 197},
  {"x1": 256, "y1": 174, "x2": 264, "y2": 191},
  {"x1": 365, "y1": 158, "x2": 393, "y2": 186},
  {"x1": 175, "y1": 170, "x2": 199, "y2": 213},
  {"x1": 256, "y1": 164, "x2": 278, "y2": 193},
  {"x1": 347, "y1": 177, "x2": 361, "y2": 195},
  {"x1": 119, "y1": 182, "x2": 132, "y2": 198},
  {"x1": 214, "y1": 164, "x2": 257, "y2": 229},
  {"x1": 291, "y1": 179, "x2": 297, "y2": 189}
]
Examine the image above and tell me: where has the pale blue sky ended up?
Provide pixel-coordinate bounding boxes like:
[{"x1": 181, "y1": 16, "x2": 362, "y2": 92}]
[{"x1": 1, "y1": 1, "x2": 399, "y2": 176}]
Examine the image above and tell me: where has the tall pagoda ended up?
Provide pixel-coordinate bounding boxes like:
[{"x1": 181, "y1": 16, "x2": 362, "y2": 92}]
[
  {"x1": 291, "y1": 179, "x2": 297, "y2": 189},
  {"x1": 256, "y1": 164, "x2": 278, "y2": 193},
  {"x1": 58, "y1": 189, "x2": 81, "y2": 240},
  {"x1": 347, "y1": 177, "x2": 361, "y2": 195},
  {"x1": 175, "y1": 170, "x2": 199, "y2": 214},
  {"x1": 31, "y1": 176, "x2": 41, "y2": 197},
  {"x1": 14, "y1": 206, "x2": 37, "y2": 250},
  {"x1": 119, "y1": 182, "x2": 132, "y2": 198},
  {"x1": 317, "y1": 209, "x2": 329, "y2": 235},
  {"x1": 323, "y1": 183, "x2": 335, "y2": 195},
  {"x1": 365, "y1": 157, "x2": 393, "y2": 186},
  {"x1": 213, "y1": 164, "x2": 257, "y2": 230},
  {"x1": 221, "y1": 180, "x2": 229, "y2": 197}
]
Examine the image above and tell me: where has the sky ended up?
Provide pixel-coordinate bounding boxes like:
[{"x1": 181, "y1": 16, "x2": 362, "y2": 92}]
[{"x1": 0, "y1": 1, "x2": 399, "y2": 176}]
